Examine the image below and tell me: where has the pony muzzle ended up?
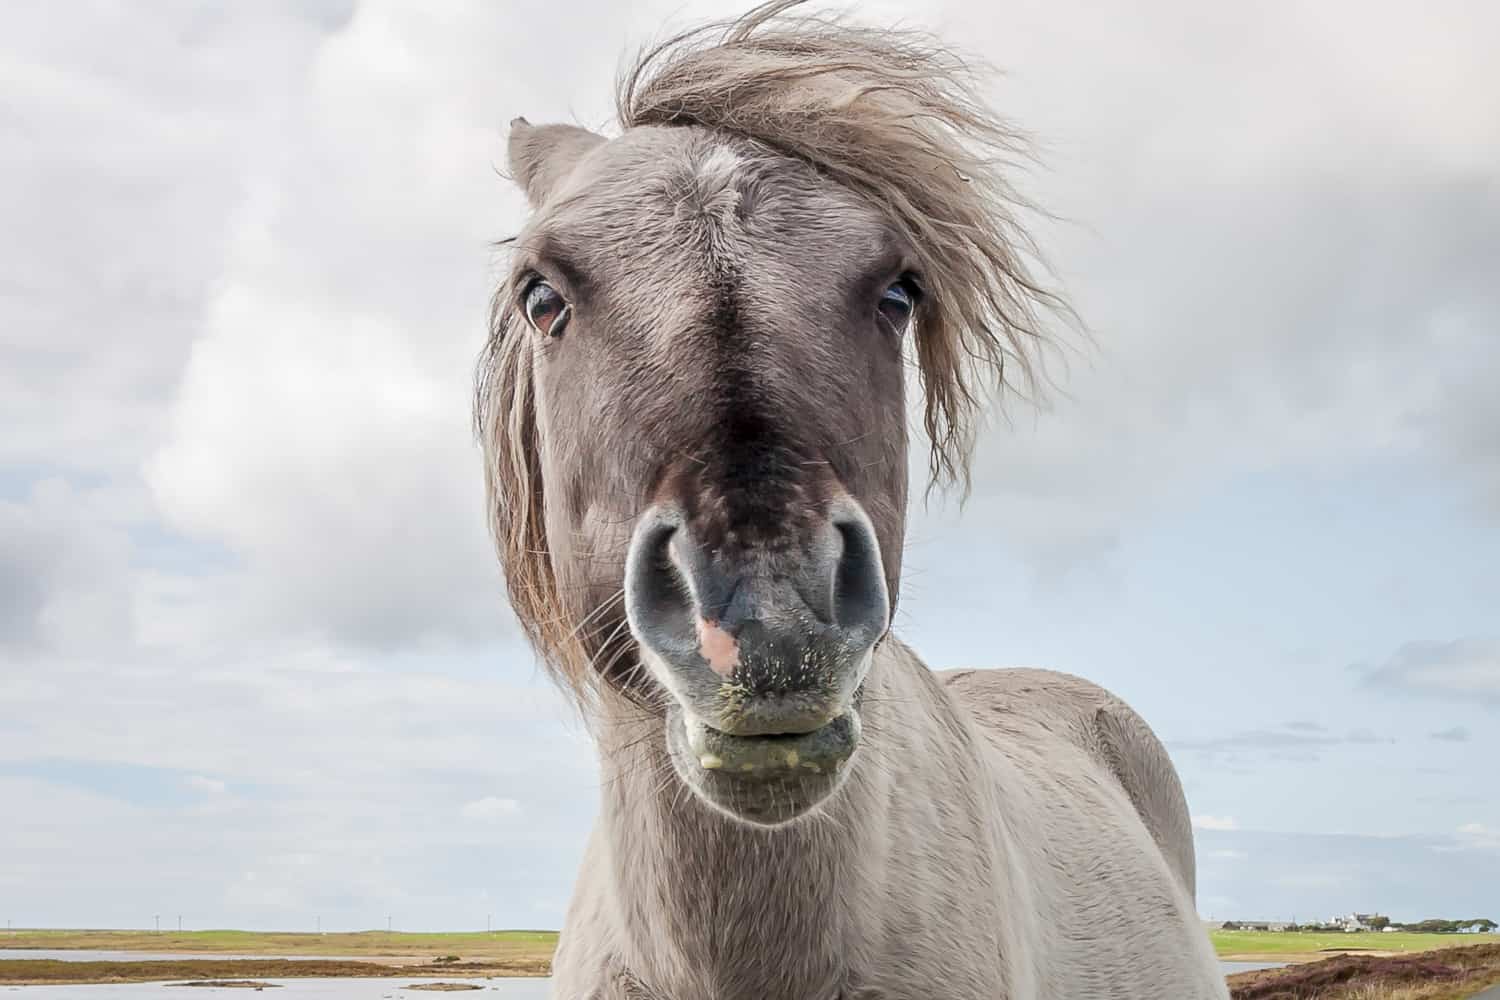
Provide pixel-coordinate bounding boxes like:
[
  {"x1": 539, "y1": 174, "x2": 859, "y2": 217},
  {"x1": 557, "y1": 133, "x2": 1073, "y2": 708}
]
[
  {"x1": 625, "y1": 499, "x2": 888, "y2": 821},
  {"x1": 684, "y1": 710, "x2": 861, "y2": 776}
]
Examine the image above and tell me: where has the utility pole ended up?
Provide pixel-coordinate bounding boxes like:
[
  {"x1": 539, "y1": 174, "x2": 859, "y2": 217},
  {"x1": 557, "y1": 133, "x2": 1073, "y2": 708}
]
[
  {"x1": 316, "y1": 916, "x2": 321, "y2": 935},
  {"x1": 486, "y1": 914, "x2": 491, "y2": 933},
  {"x1": 387, "y1": 915, "x2": 392, "y2": 934},
  {"x1": 155, "y1": 915, "x2": 160, "y2": 934},
  {"x1": 178, "y1": 915, "x2": 182, "y2": 933}
]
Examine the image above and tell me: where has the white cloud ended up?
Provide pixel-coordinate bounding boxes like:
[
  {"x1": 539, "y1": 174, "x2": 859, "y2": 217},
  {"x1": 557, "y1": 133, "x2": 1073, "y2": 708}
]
[
  {"x1": 1363, "y1": 638, "x2": 1500, "y2": 706},
  {"x1": 920, "y1": 1, "x2": 1500, "y2": 573},
  {"x1": 186, "y1": 775, "x2": 228, "y2": 795},
  {"x1": 460, "y1": 796, "x2": 521, "y2": 822},
  {"x1": 0, "y1": 641, "x2": 596, "y2": 928},
  {"x1": 4, "y1": 0, "x2": 1500, "y2": 930},
  {"x1": 139, "y1": 1, "x2": 529, "y2": 653},
  {"x1": 226, "y1": 870, "x2": 300, "y2": 911},
  {"x1": 0, "y1": 479, "x2": 135, "y2": 652},
  {"x1": 1193, "y1": 815, "x2": 1239, "y2": 832},
  {"x1": 0, "y1": 4, "x2": 338, "y2": 474},
  {"x1": 1454, "y1": 823, "x2": 1500, "y2": 852},
  {"x1": 1272, "y1": 872, "x2": 1346, "y2": 891}
]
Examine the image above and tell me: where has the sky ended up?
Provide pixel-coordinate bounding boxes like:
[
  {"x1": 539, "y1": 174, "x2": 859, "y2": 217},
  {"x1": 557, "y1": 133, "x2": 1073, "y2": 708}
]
[{"x1": 1, "y1": 0, "x2": 1497, "y2": 932}]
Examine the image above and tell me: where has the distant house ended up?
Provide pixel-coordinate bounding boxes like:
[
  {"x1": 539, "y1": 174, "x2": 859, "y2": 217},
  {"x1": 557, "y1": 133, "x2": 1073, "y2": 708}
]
[
  {"x1": 1331, "y1": 913, "x2": 1387, "y2": 933},
  {"x1": 1216, "y1": 920, "x2": 1291, "y2": 932}
]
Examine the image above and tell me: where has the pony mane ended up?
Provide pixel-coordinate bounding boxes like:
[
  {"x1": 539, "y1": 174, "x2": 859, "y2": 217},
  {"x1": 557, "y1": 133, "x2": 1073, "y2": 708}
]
[
  {"x1": 618, "y1": 0, "x2": 1069, "y2": 488},
  {"x1": 478, "y1": 0, "x2": 1069, "y2": 703}
]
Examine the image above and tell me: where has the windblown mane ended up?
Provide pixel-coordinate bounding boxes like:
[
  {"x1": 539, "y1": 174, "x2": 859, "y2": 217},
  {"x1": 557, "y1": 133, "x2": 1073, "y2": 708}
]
[
  {"x1": 477, "y1": 0, "x2": 1068, "y2": 700},
  {"x1": 619, "y1": 0, "x2": 1068, "y2": 485}
]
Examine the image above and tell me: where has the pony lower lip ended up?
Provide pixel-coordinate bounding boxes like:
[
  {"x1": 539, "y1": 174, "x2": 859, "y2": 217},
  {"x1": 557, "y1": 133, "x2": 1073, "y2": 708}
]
[{"x1": 684, "y1": 711, "x2": 860, "y2": 776}]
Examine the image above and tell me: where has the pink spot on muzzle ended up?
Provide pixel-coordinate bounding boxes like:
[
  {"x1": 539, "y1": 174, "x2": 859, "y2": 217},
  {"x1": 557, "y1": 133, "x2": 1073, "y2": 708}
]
[{"x1": 696, "y1": 618, "x2": 741, "y2": 677}]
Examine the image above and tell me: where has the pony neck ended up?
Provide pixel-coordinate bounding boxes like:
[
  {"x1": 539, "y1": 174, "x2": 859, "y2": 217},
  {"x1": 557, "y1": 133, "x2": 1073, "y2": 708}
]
[{"x1": 588, "y1": 644, "x2": 957, "y2": 998}]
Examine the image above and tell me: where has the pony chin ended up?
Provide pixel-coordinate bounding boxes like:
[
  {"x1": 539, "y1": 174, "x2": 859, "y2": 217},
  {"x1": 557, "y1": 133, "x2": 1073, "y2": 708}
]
[{"x1": 663, "y1": 705, "x2": 861, "y2": 826}]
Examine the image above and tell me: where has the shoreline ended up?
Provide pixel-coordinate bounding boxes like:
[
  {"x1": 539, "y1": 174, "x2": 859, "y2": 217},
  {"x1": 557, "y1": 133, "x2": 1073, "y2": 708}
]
[
  {"x1": 0, "y1": 958, "x2": 551, "y2": 986},
  {"x1": 1219, "y1": 951, "x2": 1370, "y2": 964},
  {"x1": 6, "y1": 930, "x2": 1499, "y2": 990}
]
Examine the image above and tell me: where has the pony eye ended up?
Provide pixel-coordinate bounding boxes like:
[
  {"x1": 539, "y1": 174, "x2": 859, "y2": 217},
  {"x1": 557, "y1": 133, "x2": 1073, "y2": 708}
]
[
  {"x1": 523, "y1": 280, "x2": 570, "y2": 337},
  {"x1": 877, "y1": 277, "x2": 919, "y2": 332}
]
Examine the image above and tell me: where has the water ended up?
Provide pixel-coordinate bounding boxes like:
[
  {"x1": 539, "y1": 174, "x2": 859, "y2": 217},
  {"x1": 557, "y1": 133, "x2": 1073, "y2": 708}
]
[
  {"x1": 0, "y1": 977, "x2": 551, "y2": 998},
  {"x1": 1, "y1": 955, "x2": 1279, "y2": 996},
  {"x1": 1221, "y1": 960, "x2": 1288, "y2": 974},
  {"x1": 0, "y1": 953, "x2": 552, "y2": 998},
  {"x1": 0, "y1": 953, "x2": 367, "y2": 964}
]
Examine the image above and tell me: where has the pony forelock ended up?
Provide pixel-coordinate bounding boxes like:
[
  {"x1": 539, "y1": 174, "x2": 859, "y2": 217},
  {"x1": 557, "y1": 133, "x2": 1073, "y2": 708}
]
[{"x1": 618, "y1": 0, "x2": 1072, "y2": 489}]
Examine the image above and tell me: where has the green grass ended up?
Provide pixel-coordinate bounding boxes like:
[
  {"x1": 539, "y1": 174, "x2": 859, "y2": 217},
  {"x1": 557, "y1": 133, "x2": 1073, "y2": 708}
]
[
  {"x1": 9, "y1": 928, "x2": 1500, "y2": 977},
  {"x1": 1212, "y1": 929, "x2": 1500, "y2": 958},
  {"x1": 0, "y1": 929, "x2": 558, "y2": 961}
]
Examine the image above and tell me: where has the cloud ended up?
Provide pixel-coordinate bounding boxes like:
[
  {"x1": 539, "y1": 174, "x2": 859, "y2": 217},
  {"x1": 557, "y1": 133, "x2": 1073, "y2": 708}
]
[
  {"x1": 0, "y1": 479, "x2": 134, "y2": 651},
  {"x1": 1453, "y1": 823, "x2": 1500, "y2": 852},
  {"x1": 1194, "y1": 828, "x2": 1500, "y2": 921},
  {"x1": 1428, "y1": 327, "x2": 1500, "y2": 515},
  {"x1": 1363, "y1": 638, "x2": 1500, "y2": 706},
  {"x1": 139, "y1": 0, "x2": 536, "y2": 654},
  {"x1": 0, "y1": 4, "x2": 345, "y2": 475},
  {"x1": 226, "y1": 870, "x2": 301, "y2": 911},
  {"x1": 460, "y1": 796, "x2": 521, "y2": 822},
  {"x1": 0, "y1": 495, "x2": 61, "y2": 646},
  {"x1": 1430, "y1": 823, "x2": 1500, "y2": 854},
  {"x1": 1430, "y1": 726, "x2": 1472, "y2": 743},
  {"x1": 922, "y1": 2, "x2": 1500, "y2": 576},
  {"x1": 187, "y1": 775, "x2": 229, "y2": 795},
  {"x1": 1193, "y1": 815, "x2": 1239, "y2": 832},
  {"x1": 0, "y1": 759, "x2": 230, "y2": 809},
  {"x1": 1172, "y1": 728, "x2": 1394, "y2": 761},
  {"x1": 0, "y1": 643, "x2": 597, "y2": 928},
  {"x1": 1273, "y1": 872, "x2": 1347, "y2": 891},
  {"x1": 4, "y1": 0, "x2": 1500, "y2": 931}
]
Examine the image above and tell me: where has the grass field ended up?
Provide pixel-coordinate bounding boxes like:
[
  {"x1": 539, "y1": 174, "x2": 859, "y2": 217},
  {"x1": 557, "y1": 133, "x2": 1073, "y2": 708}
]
[
  {"x1": 8, "y1": 928, "x2": 1500, "y2": 993},
  {"x1": 0, "y1": 928, "x2": 559, "y2": 962},
  {"x1": 1212, "y1": 930, "x2": 1500, "y2": 961},
  {"x1": 6, "y1": 927, "x2": 1498, "y2": 962}
]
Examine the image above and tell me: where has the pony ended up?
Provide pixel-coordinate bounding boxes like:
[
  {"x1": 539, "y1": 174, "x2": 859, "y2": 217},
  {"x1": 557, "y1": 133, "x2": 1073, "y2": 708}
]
[{"x1": 476, "y1": 2, "x2": 1227, "y2": 997}]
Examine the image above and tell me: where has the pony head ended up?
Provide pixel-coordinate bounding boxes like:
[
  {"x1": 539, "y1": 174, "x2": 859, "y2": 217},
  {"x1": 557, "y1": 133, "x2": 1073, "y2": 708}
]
[{"x1": 477, "y1": 0, "x2": 1063, "y2": 823}]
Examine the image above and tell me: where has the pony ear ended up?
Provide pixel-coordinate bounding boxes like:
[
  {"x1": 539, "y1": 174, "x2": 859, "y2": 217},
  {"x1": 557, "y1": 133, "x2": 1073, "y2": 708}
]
[{"x1": 507, "y1": 117, "x2": 606, "y2": 208}]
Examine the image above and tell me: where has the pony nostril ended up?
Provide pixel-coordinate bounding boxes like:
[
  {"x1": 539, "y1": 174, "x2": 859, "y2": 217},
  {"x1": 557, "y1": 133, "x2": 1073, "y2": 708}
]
[
  {"x1": 625, "y1": 515, "x2": 698, "y2": 655},
  {"x1": 833, "y1": 518, "x2": 888, "y2": 640}
]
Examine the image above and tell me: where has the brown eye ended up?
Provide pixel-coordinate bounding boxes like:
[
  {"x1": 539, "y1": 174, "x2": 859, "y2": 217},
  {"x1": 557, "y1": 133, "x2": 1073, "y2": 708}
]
[
  {"x1": 877, "y1": 276, "x2": 919, "y2": 333},
  {"x1": 523, "y1": 280, "x2": 569, "y2": 337}
]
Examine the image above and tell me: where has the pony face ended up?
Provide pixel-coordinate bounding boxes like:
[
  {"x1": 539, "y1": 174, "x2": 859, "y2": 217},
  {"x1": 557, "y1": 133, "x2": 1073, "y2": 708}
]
[
  {"x1": 498, "y1": 126, "x2": 909, "y2": 823},
  {"x1": 478, "y1": 1, "x2": 1062, "y2": 825}
]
